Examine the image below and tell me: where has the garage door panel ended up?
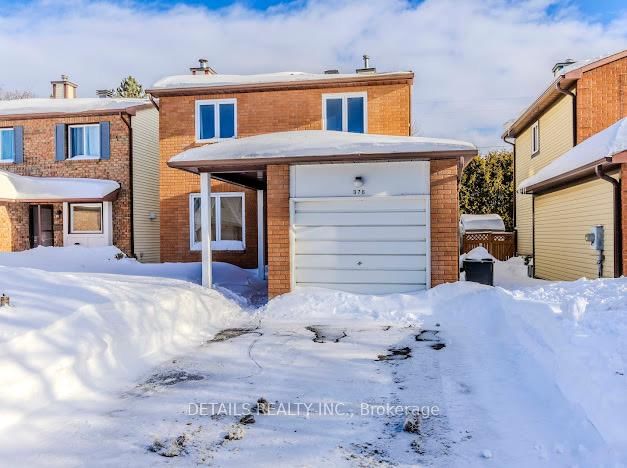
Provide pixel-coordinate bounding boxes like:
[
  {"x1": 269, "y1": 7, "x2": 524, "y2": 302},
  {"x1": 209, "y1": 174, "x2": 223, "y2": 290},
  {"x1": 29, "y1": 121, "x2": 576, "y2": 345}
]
[
  {"x1": 295, "y1": 254, "x2": 427, "y2": 270},
  {"x1": 295, "y1": 198, "x2": 427, "y2": 213},
  {"x1": 294, "y1": 211, "x2": 426, "y2": 226},
  {"x1": 296, "y1": 269, "x2": 427, "y2": 284},
  {"x1": 295, "y1": 240, "x2": 427, "y2": 255},
  {"x1": 294, "y1": 225, "x2": 426, "y2": 241},
  {"x1": 297, "y1": 283, "x2": 424, "y2": 294}
]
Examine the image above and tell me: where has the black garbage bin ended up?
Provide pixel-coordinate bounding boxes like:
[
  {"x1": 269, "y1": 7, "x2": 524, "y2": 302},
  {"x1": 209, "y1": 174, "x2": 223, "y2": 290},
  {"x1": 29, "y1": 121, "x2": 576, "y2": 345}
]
[{"x1": 463, "y1": 258, "x2": 494, "y2": 286}]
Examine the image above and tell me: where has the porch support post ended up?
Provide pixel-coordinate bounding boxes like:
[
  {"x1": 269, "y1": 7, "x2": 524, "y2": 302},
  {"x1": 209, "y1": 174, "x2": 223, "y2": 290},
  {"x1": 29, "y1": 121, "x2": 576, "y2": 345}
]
[
  {"x1": 257, "y1": 189, "x2": 265, "y2": 279},
  {"x1": 200, "y1": 172, "x2": 213, "y2": 287}
]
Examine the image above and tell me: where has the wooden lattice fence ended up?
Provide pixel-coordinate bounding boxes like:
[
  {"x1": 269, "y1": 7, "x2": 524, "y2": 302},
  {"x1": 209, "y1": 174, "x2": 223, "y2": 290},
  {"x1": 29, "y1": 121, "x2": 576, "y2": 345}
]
[{"x1": 462, "y1": 231, "x2": 515, "y2": 261}]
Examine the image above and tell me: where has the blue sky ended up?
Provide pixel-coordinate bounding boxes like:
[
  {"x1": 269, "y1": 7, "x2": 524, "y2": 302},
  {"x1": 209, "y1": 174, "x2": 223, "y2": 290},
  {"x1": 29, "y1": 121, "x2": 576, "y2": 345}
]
[{"x1": 0, "y1": 0, "x2": 625, "y2": 150}]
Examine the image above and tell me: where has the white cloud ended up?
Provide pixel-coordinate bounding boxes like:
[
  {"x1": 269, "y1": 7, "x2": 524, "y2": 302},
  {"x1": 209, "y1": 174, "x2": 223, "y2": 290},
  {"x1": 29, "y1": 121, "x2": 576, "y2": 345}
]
[{"x1": 0, "y1": 0, "x2": 625, "y2": 150}]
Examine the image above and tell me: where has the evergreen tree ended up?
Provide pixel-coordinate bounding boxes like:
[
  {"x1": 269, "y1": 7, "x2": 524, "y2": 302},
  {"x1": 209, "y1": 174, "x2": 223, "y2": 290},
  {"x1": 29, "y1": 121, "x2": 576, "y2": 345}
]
[
  {"x1": 114, "y1": 76, "x2": 145, "y2": 98},
  {"x1": 459, "y1": 150, "x2": 514, "y2": 231}
]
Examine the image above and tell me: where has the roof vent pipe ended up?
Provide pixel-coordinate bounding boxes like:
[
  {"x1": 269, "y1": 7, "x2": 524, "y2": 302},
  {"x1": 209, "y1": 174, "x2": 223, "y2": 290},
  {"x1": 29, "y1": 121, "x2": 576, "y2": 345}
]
[
  {"x1": 356, "y1": 54, "x2": 376, "y2": 74},
  {"x1": 190, "y1": 59, "x2": 217, "y2": 75}
]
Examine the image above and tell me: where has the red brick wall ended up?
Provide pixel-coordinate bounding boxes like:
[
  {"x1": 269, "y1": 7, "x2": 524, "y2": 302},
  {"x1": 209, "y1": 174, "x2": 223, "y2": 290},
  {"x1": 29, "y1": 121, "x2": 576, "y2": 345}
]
[
  {"x1": 159, "y1": 82, "x2": 411, "y2": 266},
  {"x1": 576, "y1": 56, "x2": 627, "y2": 142},
  {"x1": 623, "y1": 164, "x2": 627, "y2": 275},
  {"x1": 430, "y1": 159, "x2": 459, "y2": 285},
  {"x1": 266, "y1": 164, "x2": 290, "y2": 298},
  {"x1": 0, "y1": 114, "x2": 132, "y2": 254}
]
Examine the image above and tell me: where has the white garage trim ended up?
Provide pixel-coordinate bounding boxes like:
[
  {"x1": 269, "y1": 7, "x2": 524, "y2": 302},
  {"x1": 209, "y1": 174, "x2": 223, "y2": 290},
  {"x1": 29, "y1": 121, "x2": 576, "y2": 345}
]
[{"x1": 290, "y1": 195, "x2": 431, "y2": 294}]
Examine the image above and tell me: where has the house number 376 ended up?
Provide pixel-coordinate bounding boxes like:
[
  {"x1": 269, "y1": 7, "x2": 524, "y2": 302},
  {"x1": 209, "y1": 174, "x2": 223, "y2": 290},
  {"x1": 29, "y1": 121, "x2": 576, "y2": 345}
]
[{"x1": 353, "y1": 188, "x2": 366, "y2": 195}]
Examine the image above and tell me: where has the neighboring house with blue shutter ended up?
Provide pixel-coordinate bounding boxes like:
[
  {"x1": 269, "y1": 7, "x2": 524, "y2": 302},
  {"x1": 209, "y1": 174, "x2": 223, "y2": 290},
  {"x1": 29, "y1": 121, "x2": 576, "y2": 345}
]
[{"x1": 0, "y1": 76, "x2": 160, "y2": 260}]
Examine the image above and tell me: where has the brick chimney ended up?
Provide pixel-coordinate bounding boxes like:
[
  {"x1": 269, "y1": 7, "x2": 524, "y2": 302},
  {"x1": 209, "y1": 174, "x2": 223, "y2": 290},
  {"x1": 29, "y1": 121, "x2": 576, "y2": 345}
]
[
  {"x1": 51, "y1": 75, "x2": 78, "y2": 99},
  {"x1": 190, "y1": 59, "x2": 216, "y2": 75}
]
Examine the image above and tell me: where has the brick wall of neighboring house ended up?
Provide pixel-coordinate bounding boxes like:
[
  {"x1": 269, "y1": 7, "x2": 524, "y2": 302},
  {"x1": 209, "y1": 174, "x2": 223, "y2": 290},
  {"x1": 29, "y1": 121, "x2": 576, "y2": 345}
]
[
  {"x1": 266, "y1": 164, "x2": 290, "y2": 298},
  {"x1": 0, "y1": 114, "x2": 132, "y2": 254},
  {"x1": 430, "y1": 159, "x2": 459, "y2": 286},
  {"x1": 623, "y1": 164, "x2": 627, "y2": 275},
  {"x1": 576, "y1": 56, "x2": 627, "y2": 142},
  {"x1": 158, "y1": 81, "x2": 411, "y2": 266}
]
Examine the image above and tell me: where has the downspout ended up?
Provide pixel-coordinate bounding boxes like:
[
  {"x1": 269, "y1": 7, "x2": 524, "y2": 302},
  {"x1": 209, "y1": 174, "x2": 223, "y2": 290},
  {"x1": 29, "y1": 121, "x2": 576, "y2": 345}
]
[
  {"x1": 148, "y1": 94, "x2": 160, "y2": 111},
  {"x1": 502, "y1": 131, "x2": 516, "y2": 243},
  {"x1": 595, "y1": 164, "x2": 622, "y2": 277},
  {"x1": 556, "y1": 81, "x2": 577, "y2": 146},
  {"x1": 120, "y1": 112, "x2": 135, "y2": 258}
]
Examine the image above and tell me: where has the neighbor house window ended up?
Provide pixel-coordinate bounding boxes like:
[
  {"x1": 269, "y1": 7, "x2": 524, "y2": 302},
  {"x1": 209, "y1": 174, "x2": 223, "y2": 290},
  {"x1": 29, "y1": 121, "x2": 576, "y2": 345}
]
[
  {"x1": 195, "y1": 99, "x2": 237, "y2": 142},
  {"x1": 322, "y1": 92, "x2": 367, "y2": 133},
  {"x1": 0, "y1": 128, "x2": 15, "y2": 162},
  {"x1": 69, "y1": 203, "x2": 103, "y2": 233},
  {"x1": 531, "y1": 121, "x2": 540, "y2": 155},
  {"x1": 68, "y1": 124, "x2": 100, "y2": 158},
  {"x1": 190, "y1": 192, "x2": 245, "y2": 251}
]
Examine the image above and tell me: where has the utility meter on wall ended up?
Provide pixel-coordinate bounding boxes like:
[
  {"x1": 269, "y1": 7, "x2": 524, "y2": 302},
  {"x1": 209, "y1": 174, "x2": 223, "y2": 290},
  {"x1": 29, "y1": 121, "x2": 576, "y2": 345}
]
[{"x1": 585, "y1": 225, "x2": 604, "y2": 250}]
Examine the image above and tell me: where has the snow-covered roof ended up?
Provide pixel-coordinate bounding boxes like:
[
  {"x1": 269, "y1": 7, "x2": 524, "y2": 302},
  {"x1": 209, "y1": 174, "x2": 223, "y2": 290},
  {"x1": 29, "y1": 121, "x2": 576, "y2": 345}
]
[
  {"x1": 169, "y1": 130, "x2": 476, "y2": 167},
  {"x1": 460, "y1": 214, "x2": 506, "y2": 232},
  {"x1": 518, "y1": 117, "x2": 627, "y2": 192},
  {"x1": 150, "y1": 71, "x2": 412, "y2": 91},
  {"x1": 0, "y1": 170, "x2": 120, "y2": 202},
  {"x1": 0, "y1": 98, "x2": 150, "y2": 117}
]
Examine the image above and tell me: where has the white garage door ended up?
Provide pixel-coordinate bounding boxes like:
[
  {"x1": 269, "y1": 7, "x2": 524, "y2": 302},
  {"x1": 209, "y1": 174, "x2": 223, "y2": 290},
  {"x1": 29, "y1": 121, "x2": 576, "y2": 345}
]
[{"x1": 291, "y1": 196, "x2": 430, "y2": 294}]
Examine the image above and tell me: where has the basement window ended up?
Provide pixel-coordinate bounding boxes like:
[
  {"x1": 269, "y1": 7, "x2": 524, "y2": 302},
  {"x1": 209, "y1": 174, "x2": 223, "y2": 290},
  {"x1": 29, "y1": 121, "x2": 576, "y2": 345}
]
[
  {"x1": 0, "y1": 128, "x2": 15, "y2": 162},
  {"x1": 190, "y1": 192, "x2": 245, "y2": 251},
  {"x1": 323, "y1": 92, "x2": 367, "y2": 133},
  {"x1": 531, "y1": 121, "x2": 540, "y2": 155},
  {"x1": 195, "y1": 99, "x2": 237, "y2": 142}
]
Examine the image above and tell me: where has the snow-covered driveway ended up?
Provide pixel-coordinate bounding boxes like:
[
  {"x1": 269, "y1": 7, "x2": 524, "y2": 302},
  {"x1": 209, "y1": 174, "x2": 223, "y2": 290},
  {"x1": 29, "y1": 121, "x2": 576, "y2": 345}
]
[{"x1": 0, "y1": 247, "x2": 625, "y2": 466}]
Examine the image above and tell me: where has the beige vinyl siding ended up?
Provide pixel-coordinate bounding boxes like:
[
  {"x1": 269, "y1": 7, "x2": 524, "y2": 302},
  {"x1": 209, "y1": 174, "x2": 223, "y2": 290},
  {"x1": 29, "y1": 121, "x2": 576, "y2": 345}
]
[
  {"x1": 515, "y1": 93, "x2": 574, "y2": 255},
  {"x1": 132, "y1": 107, "x2": 160, "y2": 262},
  {"x1": 534, "y1": 177, "x2": 615, "y2": 281}
]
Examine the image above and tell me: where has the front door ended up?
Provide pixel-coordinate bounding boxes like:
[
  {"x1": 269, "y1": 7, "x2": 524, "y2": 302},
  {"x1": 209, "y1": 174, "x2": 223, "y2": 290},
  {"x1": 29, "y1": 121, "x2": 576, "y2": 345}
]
[{"x1": 29, "y1": 205, "x2": 54, "y2": 248}]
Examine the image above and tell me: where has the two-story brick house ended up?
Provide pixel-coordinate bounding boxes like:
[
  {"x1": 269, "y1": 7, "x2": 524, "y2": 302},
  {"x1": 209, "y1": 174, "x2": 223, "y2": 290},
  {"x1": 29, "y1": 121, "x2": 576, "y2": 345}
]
[
  {"x1": 0, "y1": 76, "x2": 160, "y2": 261},
  {"x1": 503, "y1": 50, "x2": 626, "y2": 280},
  {"x1": 149, "y1": 60, "x2": 477, "y2": 297}
]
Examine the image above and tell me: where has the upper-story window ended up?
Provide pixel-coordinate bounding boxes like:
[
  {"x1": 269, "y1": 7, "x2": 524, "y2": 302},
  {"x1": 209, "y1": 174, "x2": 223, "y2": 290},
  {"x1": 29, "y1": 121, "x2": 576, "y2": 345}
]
[
  {"x1": 322, "y1": 92, "x2": 367, "y2": 133},
  {"x1": 531, "y1": 121, "x2": 540, "y2": 155},
  {"x1": 195, "y1": 99, "x2": 237, "y2": 142},
  {"x1": 0, "y1": 128, "x2": 15, "y2": 162},
  {"x1": 69, "y1": 124, "x2": 101, "y2": 158}
]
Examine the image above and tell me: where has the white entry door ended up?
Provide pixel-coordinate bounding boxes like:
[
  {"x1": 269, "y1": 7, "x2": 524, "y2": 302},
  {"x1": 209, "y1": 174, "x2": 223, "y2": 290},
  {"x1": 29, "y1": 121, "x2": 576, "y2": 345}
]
[{"x1": 291, "y1": 196, "x2": 430, "y2": 294}]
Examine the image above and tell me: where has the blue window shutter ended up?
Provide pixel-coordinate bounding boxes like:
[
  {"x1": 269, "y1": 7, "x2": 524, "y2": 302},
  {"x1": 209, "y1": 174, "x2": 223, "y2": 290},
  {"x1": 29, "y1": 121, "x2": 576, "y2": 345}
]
[
  {"x1": 100, "y1": 122, "x2": 110, "y2": 160},
  {"x1": 55, "y1": 124, "x2": 66, "y2": 161},
  {"x1": 13, "y1": 126, "x2": 24, "y2": 163}
]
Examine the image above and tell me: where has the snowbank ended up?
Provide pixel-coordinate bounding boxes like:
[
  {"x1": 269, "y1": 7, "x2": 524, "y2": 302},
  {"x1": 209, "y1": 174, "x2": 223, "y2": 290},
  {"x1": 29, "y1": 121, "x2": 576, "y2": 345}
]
[
  {"x1": 169, "y1": 130, "x2": 476, "y2": 164},
  {"x1": 0, "y1": 247, "x2": 254, "y2": 431}
]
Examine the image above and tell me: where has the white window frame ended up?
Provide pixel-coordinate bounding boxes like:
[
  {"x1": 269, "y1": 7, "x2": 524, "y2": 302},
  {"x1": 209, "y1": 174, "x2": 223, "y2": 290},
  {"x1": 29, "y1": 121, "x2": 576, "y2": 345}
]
[
  {"x1": 322, "y1": 92, "x2": 368, "y2": 133},
  {"x1": 0, "y1": 128, "x2": 15, "y2": 163},
  {"x1": 69, "y1": 202, "x2": 104, "y2": 234},
  {"x1": 189, "y1": 192, "x2": 245, "y2": 251},
  {"x1": 531, "y1": 121, "x2": 540, "y2": 155},
  {"x1": 195, "y1": 99, "x2": 238, "y2": 143},
  {"x1": 68, "y1": 124, "x2": 101, "y2": 159}
]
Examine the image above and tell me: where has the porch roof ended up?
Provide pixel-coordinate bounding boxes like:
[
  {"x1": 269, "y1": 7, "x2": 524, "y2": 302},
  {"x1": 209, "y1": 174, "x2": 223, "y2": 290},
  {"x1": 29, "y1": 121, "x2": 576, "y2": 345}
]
[
  {"x1": 517, "y1": 117, "x2": 627, "y2": 194},
  {"x1": 0, "y1": 170, "x2": 120, "y2": 203},
  {"x1": 168, "y1": 130, "x2": 477, "y2": 174}
]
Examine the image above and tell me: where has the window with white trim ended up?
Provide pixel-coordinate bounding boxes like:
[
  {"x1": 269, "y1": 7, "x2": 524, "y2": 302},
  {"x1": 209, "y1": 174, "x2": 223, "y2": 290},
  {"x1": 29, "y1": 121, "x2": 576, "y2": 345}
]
[
  {"x1": 195, "y1": 99, "x2": 237, "y2": 142},
  {"x1": 0, "y1": 128, "x2": 15, "y2": 162},
  {"x1": 68, "y1": 124, "x2": 100, "y2": 158},
  {"x1": 322, "y1": 92, "x2": 367, "y2": 133},
  {"x1": 190, "y1": 192, "x2": 245, "y2": 251},
  {"x1": 69, "y1": 203, "x2": 103, "y2": 233},
  {"x1": 531, "y1": 121, "x2": 540, "y2": 155}
]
